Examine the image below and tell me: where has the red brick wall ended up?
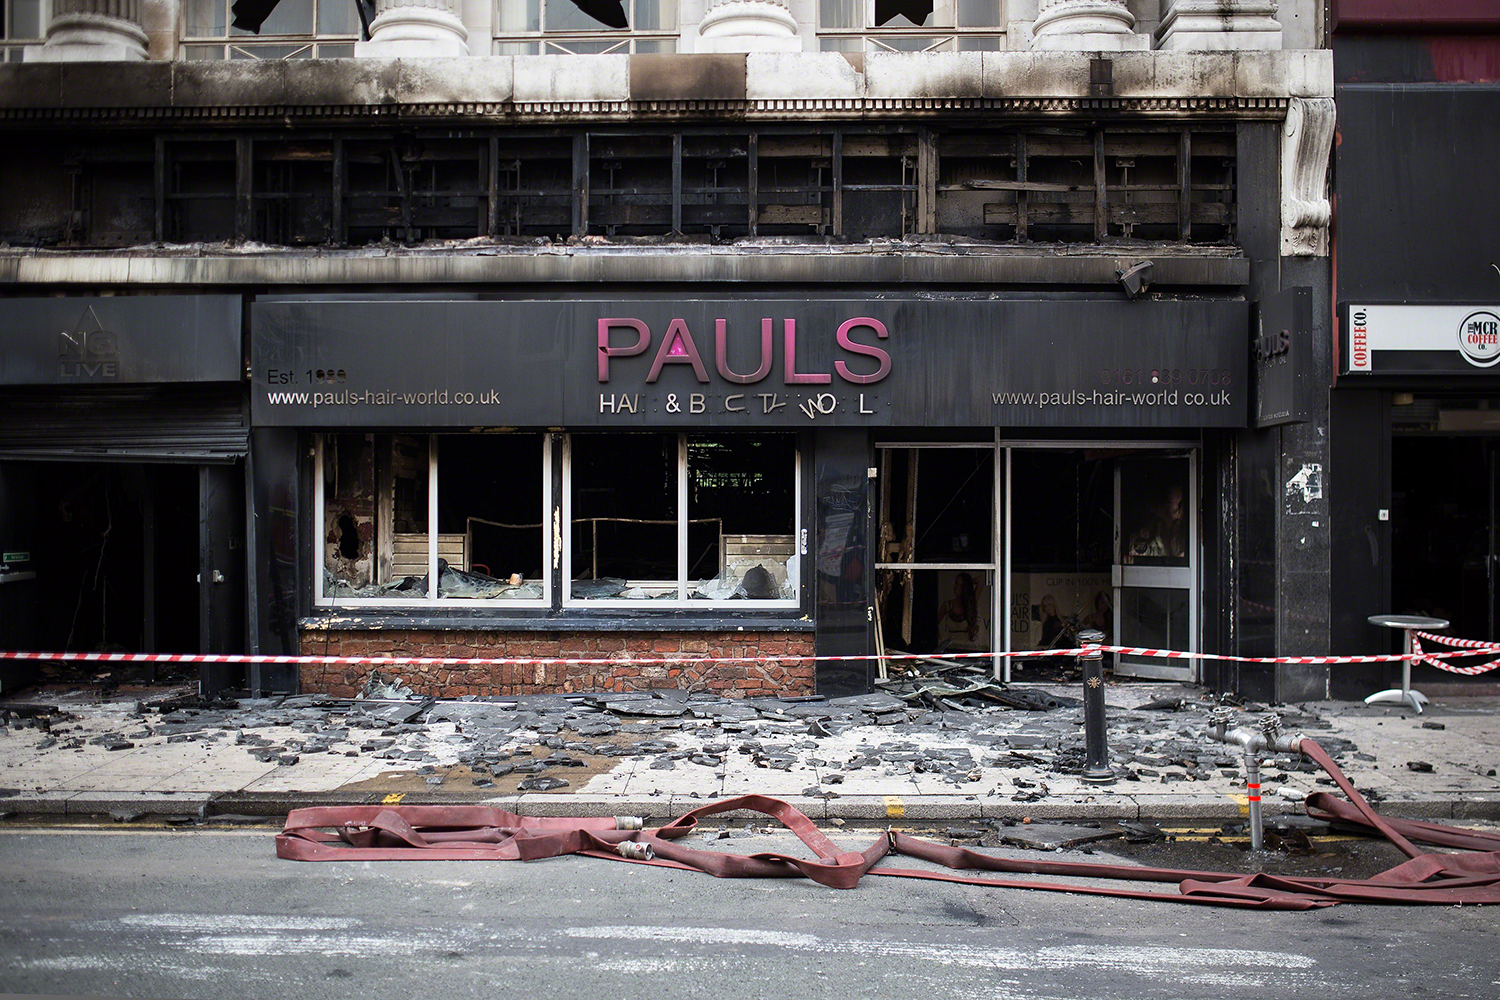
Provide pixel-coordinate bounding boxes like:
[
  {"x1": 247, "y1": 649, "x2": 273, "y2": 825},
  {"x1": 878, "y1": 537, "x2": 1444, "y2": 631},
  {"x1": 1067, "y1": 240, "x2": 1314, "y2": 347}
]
[{"x1": 297, "y1": 630, "x2": 817, "y2": 699}]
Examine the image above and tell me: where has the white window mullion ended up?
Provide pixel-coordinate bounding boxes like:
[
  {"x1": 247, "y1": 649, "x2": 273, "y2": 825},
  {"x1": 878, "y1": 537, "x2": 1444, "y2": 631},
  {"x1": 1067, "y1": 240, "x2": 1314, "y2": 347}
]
[
  {"x1": 677, "y1": 433, "x2": 688, "y2": 602},
  {"x1": 313, "y1": 434, "x2": 326, "y2": 605},
  {"x1": 561, "y1": 434, "x2": 573, "y2": 604},
  {"x1": 543, "y1": 433, "x2": 555, "y2": 606},
  {"x1": 427, "y1": 434, "x2": 439, "y2": 601},
  {"x1": 794, "y1": 442, "x2": 802, "y2": 603}
]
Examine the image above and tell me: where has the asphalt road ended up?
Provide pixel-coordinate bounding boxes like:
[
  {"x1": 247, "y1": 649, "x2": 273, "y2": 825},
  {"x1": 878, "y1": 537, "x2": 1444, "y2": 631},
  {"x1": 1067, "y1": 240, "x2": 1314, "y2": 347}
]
[{"x1": 0, "y1": 823, "x2": 1495, "y2": 1000}]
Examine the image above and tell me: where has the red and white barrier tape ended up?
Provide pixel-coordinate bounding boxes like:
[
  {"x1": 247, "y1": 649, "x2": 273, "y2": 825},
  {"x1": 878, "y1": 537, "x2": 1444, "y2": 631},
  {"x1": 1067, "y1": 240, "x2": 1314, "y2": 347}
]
[
  {"x1": 4, "y1": 643, "x2": 1500, "y2": 670},
  {"x1": 1411, "y1": 633, "x2": 1500, "y2": 676},
  {"x1": 1414, "y1": 630, "x2": 1500, "y2": 650}
]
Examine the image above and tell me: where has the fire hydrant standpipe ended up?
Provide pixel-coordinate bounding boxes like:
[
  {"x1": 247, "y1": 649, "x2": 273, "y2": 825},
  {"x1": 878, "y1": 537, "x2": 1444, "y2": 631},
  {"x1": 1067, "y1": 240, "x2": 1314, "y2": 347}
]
[{"x1": 1208, "y1": 709, "x2": 1302, "y2": 851}]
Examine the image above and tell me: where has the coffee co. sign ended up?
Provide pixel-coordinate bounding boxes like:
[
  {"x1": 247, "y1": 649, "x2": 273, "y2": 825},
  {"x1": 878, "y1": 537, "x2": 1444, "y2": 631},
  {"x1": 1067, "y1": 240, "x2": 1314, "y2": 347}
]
[{"x1": 1344, "y1": 303, "x2": 1500, "y2": 375}]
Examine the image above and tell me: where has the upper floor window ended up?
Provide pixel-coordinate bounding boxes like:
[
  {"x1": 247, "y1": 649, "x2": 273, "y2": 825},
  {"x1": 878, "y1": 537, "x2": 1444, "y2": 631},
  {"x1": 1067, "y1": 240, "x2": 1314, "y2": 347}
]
[
  {"x1": 819, "y1": 0, "x2": 1003, "y2": 52},
  {"x1": 1, "y1": 0, "x2": 45, "y2": 62},
  {"x1": 494, "y1": 0, "x2": 677, "y2": 54},
  {"x1": 183, "y1": 0, "x2": 358, "y2": 59}
]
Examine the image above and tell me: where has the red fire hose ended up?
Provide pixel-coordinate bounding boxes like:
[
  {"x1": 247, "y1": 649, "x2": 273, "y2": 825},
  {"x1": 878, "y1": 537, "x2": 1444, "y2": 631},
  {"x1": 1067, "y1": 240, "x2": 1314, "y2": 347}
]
[{"x1": 276, "y1": 739, "x2": 1500, "y2": 909}]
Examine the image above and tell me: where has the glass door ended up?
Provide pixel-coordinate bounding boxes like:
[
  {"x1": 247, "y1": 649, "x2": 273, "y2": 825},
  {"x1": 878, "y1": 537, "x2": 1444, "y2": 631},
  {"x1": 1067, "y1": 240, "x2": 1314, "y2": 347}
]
[
  {"x1": 1113, "y1": 452, "x2": 1197, "y2": 679},
  {"x1": 874, "y1": 444, "x2": 998, "y2": 677}
]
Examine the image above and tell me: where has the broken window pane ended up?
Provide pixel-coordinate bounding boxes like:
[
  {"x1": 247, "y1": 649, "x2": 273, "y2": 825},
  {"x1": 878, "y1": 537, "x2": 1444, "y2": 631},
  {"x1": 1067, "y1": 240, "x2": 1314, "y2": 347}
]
[
  {"x1": 570, "y1": 433, "x2": 678, "y2": 600},
  {"x1": 436, "y1": 434, "x2": 546, "y2": 600},
  {"x1": 688, "y1": 435, "x2": 797, "y2": 602},
  {"x1": 231, "y1": 0, "x2": 314, "y2": 35},
  {"x1": 322, "y1": 433, "x2": 432, "y2": 599},
  {"x1": 881, "y1": 447, "x2": 993, "y2": 564},
  {"x1": 548, "y1": 0, "x2": 628, "y2": 32},
  {"x1": 874, "y1": 0, "x2": 933, "y2": 27}
]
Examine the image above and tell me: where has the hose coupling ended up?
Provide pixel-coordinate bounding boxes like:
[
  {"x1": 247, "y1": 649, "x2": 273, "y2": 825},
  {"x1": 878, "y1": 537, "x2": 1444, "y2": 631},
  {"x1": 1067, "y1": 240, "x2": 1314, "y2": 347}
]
[
  {"x1": 614, "y1": 816, "x2": 644, "y2": 830},
  {"x1": 616, "y1": 841, "x2": 654, "y2": 861},
  {"x1": 1257, "y1": 714, "x2": 1282, "y2": 740}
]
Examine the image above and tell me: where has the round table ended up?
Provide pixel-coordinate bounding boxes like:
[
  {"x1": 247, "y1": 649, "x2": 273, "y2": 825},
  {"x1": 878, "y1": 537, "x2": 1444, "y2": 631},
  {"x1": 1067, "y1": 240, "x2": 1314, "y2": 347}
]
[{"x1": 1364, "y1": 614, "x2": 1449, "y2": 714}]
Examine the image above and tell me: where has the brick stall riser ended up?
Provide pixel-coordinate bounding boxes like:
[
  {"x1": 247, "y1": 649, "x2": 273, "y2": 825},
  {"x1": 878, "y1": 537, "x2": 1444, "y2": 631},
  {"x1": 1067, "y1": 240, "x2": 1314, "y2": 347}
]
[{"x1": 297, "y1": 631, "x2": 817, "y2": 699}]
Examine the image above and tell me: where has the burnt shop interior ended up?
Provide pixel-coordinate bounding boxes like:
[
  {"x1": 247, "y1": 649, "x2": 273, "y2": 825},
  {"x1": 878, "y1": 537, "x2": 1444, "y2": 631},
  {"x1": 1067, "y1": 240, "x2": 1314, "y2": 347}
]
[
  {"x1": 872, "y1": 440, "x2": 1199, "y2": 684},
  {"x1": 313, "y1": 430, "x2": 801, "y2": 608},
  {"x1": 304, "y1": 430, "x2": 1206, "y2": 680}
]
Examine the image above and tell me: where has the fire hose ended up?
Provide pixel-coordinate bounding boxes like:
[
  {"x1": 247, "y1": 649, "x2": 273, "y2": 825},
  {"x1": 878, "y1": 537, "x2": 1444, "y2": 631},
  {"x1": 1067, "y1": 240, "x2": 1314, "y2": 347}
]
[{"x1": 276, "y1": 737, "x2": 1500, "y2": 910}]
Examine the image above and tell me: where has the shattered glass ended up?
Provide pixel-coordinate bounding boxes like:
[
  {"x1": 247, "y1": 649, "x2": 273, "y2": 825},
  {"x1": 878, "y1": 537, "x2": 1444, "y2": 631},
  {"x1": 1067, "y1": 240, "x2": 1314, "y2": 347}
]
[
  {"x1": 437, "y1": 563, "x2": 544, "y2": 600},
  {"x1": 691, "y1": 555, "x2": 799, "y2": 601},
  {"x1": 323, "y1": 568, "x2": 426, "y2": 599}
]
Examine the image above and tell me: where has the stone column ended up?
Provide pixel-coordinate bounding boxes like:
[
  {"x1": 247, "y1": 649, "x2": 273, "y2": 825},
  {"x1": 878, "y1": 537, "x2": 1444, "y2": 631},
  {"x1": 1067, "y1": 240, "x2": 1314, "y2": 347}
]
[
  {"x1": 697, "y1": 0, "x2": 801, "y2": 54},
  {"x1": 1030, "y1": 0, "x2": 1148, "y2": 51},
  {"x1": 356, "y1": 0, "x2": 471, "y2": 58},
  {"x1": 1155, "y1": 0, "x2": 1282, "y2": 51},
  {"x1": 33, "y1": 0, "x2": 149, "y2": 61}
]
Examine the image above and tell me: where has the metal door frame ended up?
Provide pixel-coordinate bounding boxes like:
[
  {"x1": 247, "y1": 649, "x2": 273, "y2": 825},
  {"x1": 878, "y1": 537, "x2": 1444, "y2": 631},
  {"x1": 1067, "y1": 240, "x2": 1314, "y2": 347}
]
[
  {"x1": 1111, "y1": 450, "x2": 1198, "y2": 681},
  {"x1": 998, "y1": 436, "x2": 1200, "y2": 683},
  {"x1": 874, "y1": 442, "x2": 1000, "y2": 676}
]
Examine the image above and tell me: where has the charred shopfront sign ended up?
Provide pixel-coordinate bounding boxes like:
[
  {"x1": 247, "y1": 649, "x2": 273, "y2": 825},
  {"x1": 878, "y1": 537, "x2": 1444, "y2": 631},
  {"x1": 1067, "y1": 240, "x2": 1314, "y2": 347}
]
[{"x1": 251, "y1": 298, "x2": 1249, "y2": 430}]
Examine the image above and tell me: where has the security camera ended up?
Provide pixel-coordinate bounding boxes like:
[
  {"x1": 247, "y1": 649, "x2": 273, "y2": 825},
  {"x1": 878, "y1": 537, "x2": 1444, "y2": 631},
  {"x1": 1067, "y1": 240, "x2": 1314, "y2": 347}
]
[{"x1": 1117, "y1": 260, "x2": 1154, "y2": 300}]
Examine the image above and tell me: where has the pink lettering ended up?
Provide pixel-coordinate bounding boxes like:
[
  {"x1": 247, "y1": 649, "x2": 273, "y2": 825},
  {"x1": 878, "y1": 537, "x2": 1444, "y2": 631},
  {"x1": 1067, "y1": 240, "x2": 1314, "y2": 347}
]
[
  {"x1": 646, "y1": 318, "x2": 710, "y2": 383},
  {"x1": 833, "y1": 317, "x2": 892, "y2": 385},
  {"x1": 782, "y1": 319, "x2": 831, "y2": 385},
  {"x1": 715, "y1": 318, "x2": 774, "y2": 384},
  {"x1": 598, "y1": 319, "x2": 651, "y2": 383}
]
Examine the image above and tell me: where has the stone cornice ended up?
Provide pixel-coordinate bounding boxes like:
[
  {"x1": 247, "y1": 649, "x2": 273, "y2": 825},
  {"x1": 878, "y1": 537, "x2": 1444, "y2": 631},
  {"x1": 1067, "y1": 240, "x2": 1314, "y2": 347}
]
[
  {"x1": 0, "y1": 245, "x2": 1250, "y2": 288},
  {"x1": 0, "y1": 96, "x2": 1293, "y2": 124},
  {"x1": 0, "y1": 50, "x2": 1330, "y2": 125}
]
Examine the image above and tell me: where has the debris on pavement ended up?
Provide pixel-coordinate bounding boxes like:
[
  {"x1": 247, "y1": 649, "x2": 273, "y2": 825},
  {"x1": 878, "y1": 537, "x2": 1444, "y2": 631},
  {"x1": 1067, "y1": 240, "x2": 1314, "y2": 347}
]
[{"x1": 0, "y1": 666, "x2": 1458, "y2": 821}]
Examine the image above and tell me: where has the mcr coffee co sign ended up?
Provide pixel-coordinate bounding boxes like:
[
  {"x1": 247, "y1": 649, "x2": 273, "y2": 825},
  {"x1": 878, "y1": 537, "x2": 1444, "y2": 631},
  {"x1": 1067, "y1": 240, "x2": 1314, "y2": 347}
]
[{"x1": 1344, "y1": 303, "x2": 1500, "y2": 376}]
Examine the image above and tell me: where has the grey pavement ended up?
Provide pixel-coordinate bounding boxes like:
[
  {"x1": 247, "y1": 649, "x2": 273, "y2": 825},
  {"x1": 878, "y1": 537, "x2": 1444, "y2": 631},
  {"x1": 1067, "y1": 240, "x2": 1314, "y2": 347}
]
[{"x1": 2, "y1": 681, "x2": 1498, "y2": 826}]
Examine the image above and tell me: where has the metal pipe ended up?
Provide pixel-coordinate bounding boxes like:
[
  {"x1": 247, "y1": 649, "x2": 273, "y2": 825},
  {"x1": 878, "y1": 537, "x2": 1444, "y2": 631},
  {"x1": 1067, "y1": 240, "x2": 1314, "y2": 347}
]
[
  {"x1": 1077, "y1": 629, "x2": 1115, "y2": 784},
  {"x1": 1206, "y1": 709, "x2": 1305, "y2": 852},
  {"x1": 1245, "y1": 752, "x2": 1263, "y2": 851}
]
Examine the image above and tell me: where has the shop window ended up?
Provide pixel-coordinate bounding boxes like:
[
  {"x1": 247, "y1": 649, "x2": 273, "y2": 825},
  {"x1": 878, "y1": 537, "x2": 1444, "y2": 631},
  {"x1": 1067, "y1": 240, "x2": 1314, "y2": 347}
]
[
  {"x1": 315, "y1": 433, "x2": 549, "y2": 606},
  {"x1": 565, "y1": 432, "x2": 799, "y2": 606}
]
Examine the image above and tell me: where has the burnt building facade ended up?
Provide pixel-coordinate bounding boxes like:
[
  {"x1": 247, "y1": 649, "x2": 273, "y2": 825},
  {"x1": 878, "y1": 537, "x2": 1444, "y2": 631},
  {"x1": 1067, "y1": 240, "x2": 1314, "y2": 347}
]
[{"x1": 0, "y1": 0, "x2": 1335, "y2": 702}]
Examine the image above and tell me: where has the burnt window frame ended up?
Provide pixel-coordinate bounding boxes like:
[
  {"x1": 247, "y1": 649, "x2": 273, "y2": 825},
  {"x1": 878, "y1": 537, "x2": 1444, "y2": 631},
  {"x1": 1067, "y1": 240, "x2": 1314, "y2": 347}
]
[
  {"x1": 312, "y1": 432, "x2": 554, "y2": 609},
  {"x1": 561, "y1": 431, "x2": 803, "y2": 609}
]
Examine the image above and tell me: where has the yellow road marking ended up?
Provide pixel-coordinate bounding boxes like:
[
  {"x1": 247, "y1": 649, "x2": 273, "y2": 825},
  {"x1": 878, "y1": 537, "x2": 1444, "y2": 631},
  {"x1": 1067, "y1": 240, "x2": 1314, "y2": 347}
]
[
  {"x1": 382, "y1": 793, "x2": 405, "y2": 805},
  {"x1": 883, "y1": 795, "x2": 905, "y2": 819},
  {"x1": 1227, "y1": 792, "x2": 1250, "y2": 817}
]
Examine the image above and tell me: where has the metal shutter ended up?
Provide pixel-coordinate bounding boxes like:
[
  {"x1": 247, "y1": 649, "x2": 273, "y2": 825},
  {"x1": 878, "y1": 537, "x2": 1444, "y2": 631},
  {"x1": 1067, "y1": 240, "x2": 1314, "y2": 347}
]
[{"x1": 0, "y1": 384, "x2": 248, "y2": 463}]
